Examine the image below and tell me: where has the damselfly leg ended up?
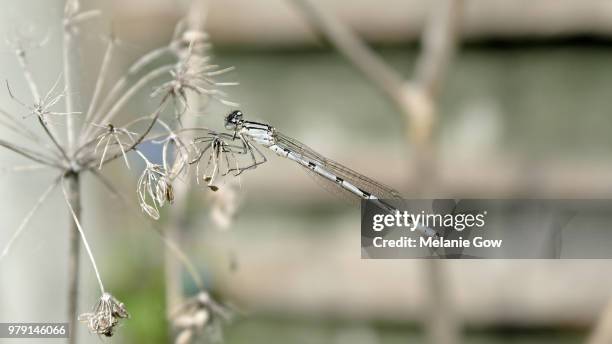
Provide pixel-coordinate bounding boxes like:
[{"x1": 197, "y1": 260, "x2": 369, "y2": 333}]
[
  {"x1": 191, "y1": 132, "x2": 261, "y2": 190},
  {"x1": 227, "y1": 133, "x2": 267, "y2": 176}
]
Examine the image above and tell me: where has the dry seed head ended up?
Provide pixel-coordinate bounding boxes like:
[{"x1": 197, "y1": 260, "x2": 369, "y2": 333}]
[
  {"x1": 6, "y1": 77, "x2": 80, "y2": 124},
  {"x1": 137, "y1": 162, "x2": 170, "y2": 219},
  {"x1": 78, "y1": 293, "x2": 129, "y2": 337},
  {"x1": 150, "y1": 45, "x2": 238, "y2": 121},
  {"x1": 93, "y1": 123, "x2": 136, "y2": 169}
]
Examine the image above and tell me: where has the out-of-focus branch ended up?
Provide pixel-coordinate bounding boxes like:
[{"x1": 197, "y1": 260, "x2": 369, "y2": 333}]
[
  {"x1": 290, "y1": 2, "x2": 463, "y2": 344},
  {"x1": 289, "y1": 0, "x2": 405, "y2": 117},
  {"x1": 408, "y1": 0, "x2": 463, "y2": 148},
  {"x1": 415, "y1": 0, "x2": 463, "y2": 99},
  {"x1": 291, "y1": 0, "x2": 462, "y2": 148}
]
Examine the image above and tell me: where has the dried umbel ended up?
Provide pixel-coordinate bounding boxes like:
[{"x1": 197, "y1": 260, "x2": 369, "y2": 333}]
[
  {"x1": 151, "y1": 46, "x2": 238, "y2": 121},
  {"x1": 93, "y1": 123, "x2": 136, "y2": 169},
  {"x1": 137, "y1": 161, "x2": 174, "y2": 219},
  {"x1": 171, "y1": 291, "x2": 232, "y2": 344},
  {"x1": 78, "y1": 293, "x2": 129, "y2": 337},
  {"x1": 6, "y1": 76, "x2": 80, "y2": 125}
]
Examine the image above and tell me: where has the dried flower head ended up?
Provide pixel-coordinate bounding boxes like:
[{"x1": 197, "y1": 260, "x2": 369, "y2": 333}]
[
  {"x1": 137, "y1": 161, "x2": 173, "y2": 219},
  {"x1": 171, "y1": 291, "x2": 232, "y2": 344},
  {"x1": 6, "y1": 76, "x2": 80, "y2": 124},
  {"x1": 78, "y1": 293, "x2": 129, "y2": 337},
  {"x1": 151, "y1": 46, "x2": 238, "y2": 122},
  {"x1": 93, "y1": 123, "x2": 136, "y2": 169}
]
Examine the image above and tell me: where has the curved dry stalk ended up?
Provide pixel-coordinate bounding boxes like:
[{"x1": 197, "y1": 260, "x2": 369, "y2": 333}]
[
  {"x1": 0, "y1": 177, "x2": 60, "y2": 260},
  {"x1": 98, "y1": 65, "x2": 174, "y2": 128},
  {"x1": 63, "y1": 0, "x2": 102, "y2": 152},
  {"x1": 90, "y1": 170, "x2": 204, "y2": 290},
  {"x1": 290, "y1": 0, "x2": 405, "y2": 101},
  {"x1": 81, "y1": 38, "x2": 116, "y2": 130},
  {"x1": 61, "y1": 175, "x2": 105, "y2": 294},
  {"x1": 38, "y1": 117, "x2": 70, "y2": 162},
  {"x1": 128, "y1": 46, "x2": 171, "y2": 75},
  {"x1": 81, "y1": 49, "x2": 172, "y2": 141}
]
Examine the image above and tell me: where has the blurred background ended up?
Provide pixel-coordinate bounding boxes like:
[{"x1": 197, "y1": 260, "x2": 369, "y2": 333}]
[{"x1": 1, "y1": 0, "x2": 612, "y2": 343}]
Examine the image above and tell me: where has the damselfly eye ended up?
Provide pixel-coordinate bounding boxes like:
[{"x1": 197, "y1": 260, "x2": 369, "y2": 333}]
[{"x1": 224, "y1": 110, "x2": 243, "y2": 129}]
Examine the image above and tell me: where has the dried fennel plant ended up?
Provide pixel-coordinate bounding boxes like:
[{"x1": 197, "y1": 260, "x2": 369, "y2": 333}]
[{"x1": 0, "y1": 0, "x2": 243, "y2": 342}]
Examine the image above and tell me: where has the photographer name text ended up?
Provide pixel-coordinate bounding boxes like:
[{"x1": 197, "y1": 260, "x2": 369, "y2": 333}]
[{"x1": 372, "y1": 236, "x2": 503, "y2": 248}]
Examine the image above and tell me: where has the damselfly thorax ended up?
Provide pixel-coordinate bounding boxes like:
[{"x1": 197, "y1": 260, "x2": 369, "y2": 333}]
[{"x1": 239, "y1": 121, "x2": 276, "y2": 146}]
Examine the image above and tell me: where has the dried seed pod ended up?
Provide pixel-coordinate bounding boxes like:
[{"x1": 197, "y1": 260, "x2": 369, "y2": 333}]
[{"x1": 78, "y1": 293, "x2": 129, "y2": 337}]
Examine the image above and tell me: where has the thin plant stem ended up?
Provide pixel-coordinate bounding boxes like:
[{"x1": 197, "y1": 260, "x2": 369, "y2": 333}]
[
  {"x1": 63, "y1": 30, "x2": 77, "y2": 152},
  {"x1": 64, "y1": 172, "x2": 80, "y2": 344},
  {"x1": 0, "y1": 138, "x2": 62, "y2": 168},
  {"x1": 290, "y1": 0, "x2": 405, "y2": 104},
  {"x1": 81, "y1": 49, "x2": 171, "y2": 141},
  {"x1": 38, "y1": 117, "x2": 70, "y2": 162},
  {"x1": 61, "y1": 174, "x2": 105, "y2": 294},
  {"x1": 81, "y1": 38, "x2": 115, "y2": 137},
  {"x1": 128, "y1": 46, "x2": 171, "y2": 75},
  {"x1": 15, "y1": 50, "x2": 41, "y2": 103},
  {"x1": 90, "y1": 170, "x2": 204, "y2": 290},
  {"x1": 85, "y1": 65, "x2": 174, "y2": 140},
  {"x1": 0, "y1": 177, "x2": 59, "y2": 260}
]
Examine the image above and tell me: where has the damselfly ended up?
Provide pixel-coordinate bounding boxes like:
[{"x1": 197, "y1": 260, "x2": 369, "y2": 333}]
[{"x1": 221, "y1": 110, "x2": 436, "y2": 237}]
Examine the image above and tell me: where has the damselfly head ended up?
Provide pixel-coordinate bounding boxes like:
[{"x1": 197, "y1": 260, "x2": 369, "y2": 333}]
[{"x1": 224, "y1": 110, "x2": 244, "y2": 130}]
